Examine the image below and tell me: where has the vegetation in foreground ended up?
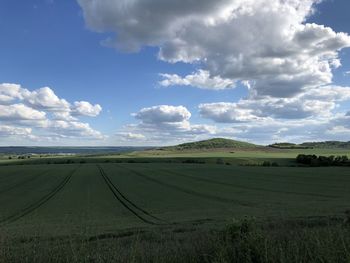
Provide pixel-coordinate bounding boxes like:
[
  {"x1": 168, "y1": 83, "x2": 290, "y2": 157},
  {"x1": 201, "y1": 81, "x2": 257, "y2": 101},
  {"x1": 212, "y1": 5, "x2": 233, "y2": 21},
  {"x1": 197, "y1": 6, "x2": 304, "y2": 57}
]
[{"x1": 1, "y1": 217, "x2": 349, "y2": 263}]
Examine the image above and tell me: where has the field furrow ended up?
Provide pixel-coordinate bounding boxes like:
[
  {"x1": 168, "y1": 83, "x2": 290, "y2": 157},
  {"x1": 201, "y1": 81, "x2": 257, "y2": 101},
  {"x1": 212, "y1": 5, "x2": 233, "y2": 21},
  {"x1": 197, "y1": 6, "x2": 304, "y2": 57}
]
[
  {"x1": 0, "y1": 168, "x2": 75, "y2": 225},
  {"x1": 117, "y1": 164, "x2": 254, "y2": 207},
  {"x1": 159, "y1": 169, "x2": 339, "y2": 199},
  {"x1": 98, "y1": 165, "x2": 167, "y2": 225},
  {"x1": 0, "y1": 170, "x2": 47, "y2": 196}
]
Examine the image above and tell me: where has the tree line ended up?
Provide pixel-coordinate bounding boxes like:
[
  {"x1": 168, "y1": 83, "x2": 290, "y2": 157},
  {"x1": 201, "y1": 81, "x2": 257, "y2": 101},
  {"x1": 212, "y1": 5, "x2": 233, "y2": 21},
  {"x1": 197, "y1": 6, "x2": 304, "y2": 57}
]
[{"x1": 296, "y1": 154, "x2": 349, "y2": 166}]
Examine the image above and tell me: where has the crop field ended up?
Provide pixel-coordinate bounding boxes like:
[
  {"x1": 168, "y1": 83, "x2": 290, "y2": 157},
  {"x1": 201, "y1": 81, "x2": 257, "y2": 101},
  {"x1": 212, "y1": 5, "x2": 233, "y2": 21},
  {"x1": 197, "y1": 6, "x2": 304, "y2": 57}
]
[{"x1": 0, "y1": 162, "x2": 349, "y2": 239}]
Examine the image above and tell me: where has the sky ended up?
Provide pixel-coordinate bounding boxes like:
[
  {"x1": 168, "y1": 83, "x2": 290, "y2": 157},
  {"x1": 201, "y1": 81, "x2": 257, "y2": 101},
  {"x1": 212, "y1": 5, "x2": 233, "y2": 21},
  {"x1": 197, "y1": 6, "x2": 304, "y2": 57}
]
[{"x1": 0, "y1": 0, "x2": 350, "y2": 146}]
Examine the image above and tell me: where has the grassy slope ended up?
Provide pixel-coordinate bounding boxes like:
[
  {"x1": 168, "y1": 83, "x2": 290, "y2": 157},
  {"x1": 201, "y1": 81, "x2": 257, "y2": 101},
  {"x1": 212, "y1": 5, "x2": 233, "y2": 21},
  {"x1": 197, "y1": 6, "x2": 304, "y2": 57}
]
[{"x1": 162, "y1": 138, "x2": 259, "y2": 151}]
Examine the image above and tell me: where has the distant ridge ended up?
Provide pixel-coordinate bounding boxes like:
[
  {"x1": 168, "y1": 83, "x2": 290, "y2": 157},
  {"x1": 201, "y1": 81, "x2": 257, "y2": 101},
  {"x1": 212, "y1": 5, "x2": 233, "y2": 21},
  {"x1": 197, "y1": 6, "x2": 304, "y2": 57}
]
[
  {"x1": 269, "y1": 141, "x2": 350, "y2": 149},
  {"x1": 300, "y1": 141, "x2": 350, "y2": 149},
  {"x1": 162, "y1": 138, "x2": 259, "y2": 151}
]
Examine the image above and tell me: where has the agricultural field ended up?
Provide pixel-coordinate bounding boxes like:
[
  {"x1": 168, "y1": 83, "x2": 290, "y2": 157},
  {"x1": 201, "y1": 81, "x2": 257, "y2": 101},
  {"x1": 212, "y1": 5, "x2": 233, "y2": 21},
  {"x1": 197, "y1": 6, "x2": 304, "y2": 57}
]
[
  {"x1": 0, "y1": 143, "x2": 349, "y2": 262},
  {"x1": 0, "y1": 163, "x2": 349, "y2": 236}
]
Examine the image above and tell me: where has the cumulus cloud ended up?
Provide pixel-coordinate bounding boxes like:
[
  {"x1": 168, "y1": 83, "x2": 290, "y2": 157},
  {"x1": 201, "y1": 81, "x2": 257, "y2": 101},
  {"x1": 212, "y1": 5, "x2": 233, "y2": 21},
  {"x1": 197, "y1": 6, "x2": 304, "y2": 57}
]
[
  {"x1": 72, "y1": 101, "x2": 102, "y2": 117},
  {"x1": 47, "y1": 120, "x2": 105, "y2": 139},
  {"x1": 199, "y1": 103, "x2": 260, "y2": 123},
  {"x1": 0, "y1": 83, "x2": 104, "y2": 143},
  {"x1": 133, "y1": 105, "x2": 191, "y2": 124},
  {"x1": 78, "y1": 0, "x2": 350, "y2": 98},
  {"x1": 0, "y1": 125, "x2": 32, "y2": 137},
  {"x1": 118, "y1": 105, "x2": 216, "y2": 144},
  {"x1": 200, "y1": 86, "x2": 350, "y2": 122},
  {"x1": 118, "y1": 132, "x2": 146, "y2": 141},
  {"x1": 0, "y1": 104, "x2": 46, "y2": 121},
  {"x1": 23, "y1": 87, "x2": 71, "y2": 111},
  {"x1": 326, "y1": 126, "x2": 350, "y2": 135},
  {"x1": 159, "y1": 70, "x2": 235, "y2": 90},
  {"x1": 0, "y1": 83, "x2": 23, "y2": 104},
  {"x1": 76, "y1": 1, "x2": 350, "y2": 144}
]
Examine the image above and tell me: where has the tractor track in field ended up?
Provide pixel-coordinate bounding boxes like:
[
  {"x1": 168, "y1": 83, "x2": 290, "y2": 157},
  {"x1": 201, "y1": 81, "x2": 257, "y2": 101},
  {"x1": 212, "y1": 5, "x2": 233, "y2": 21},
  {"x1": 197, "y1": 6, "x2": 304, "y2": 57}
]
[
  {"x1": 0, "y1": 169, "x2": 75, "y2": 225},
  {"x1": 0, "y1": 171, "x2": 48, "y2": 196},
  {"x1": 117, "y1": 165, "x2": 254, "y2": 207},
  {"x1": 97, "y1": 165, "x2": 168, "y2": 226},
  {"x1": 160, "y1": 169, "x2": 339, "y2": 199}
]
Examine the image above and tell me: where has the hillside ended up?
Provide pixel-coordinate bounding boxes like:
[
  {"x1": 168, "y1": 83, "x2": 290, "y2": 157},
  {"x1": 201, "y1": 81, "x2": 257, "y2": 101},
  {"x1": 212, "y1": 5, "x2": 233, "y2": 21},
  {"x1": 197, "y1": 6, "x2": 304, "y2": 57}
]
[{"x1": 162, "y1": 138, "x2": 259, "y2": 151}]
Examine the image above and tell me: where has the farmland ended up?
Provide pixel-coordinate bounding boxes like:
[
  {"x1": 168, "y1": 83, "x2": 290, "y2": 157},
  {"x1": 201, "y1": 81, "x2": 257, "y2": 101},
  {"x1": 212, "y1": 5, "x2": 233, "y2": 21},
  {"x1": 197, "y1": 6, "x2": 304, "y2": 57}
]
[
  {"x1": 0, "y1": 143, "x2": 349, "y2": 262},
  {"x1": 0, "y1": 162, "x2": 349, "y2": 234}
]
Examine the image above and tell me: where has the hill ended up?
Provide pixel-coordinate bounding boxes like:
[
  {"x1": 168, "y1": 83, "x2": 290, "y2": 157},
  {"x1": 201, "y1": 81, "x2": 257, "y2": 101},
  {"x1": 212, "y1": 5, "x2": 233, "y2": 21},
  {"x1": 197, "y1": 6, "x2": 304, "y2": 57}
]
[{"x1": 162, "y1": 138, "x2": 259, "y2": 151}]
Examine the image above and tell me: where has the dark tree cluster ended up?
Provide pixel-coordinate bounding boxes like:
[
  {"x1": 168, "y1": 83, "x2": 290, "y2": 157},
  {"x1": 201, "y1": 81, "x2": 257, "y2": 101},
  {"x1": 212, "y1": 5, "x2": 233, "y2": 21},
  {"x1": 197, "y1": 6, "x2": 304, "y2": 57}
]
[{"x1": 296, "y1": 154, "x2": 349, "y2": 166}]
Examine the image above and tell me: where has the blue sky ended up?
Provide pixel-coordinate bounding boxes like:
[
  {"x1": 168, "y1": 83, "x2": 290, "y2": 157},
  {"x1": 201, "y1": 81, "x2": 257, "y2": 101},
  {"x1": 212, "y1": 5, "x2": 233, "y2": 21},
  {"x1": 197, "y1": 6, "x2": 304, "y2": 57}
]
[{"x1": 0, "y1": 0, "x2": 349, "y2": 146}]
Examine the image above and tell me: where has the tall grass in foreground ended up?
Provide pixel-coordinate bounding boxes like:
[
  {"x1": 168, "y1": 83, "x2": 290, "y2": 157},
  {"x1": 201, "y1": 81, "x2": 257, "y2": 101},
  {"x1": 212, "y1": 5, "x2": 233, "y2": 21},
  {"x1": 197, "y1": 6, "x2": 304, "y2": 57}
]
[{"x1": 0, "y1": 218, "x2": 349, "y2": 263}]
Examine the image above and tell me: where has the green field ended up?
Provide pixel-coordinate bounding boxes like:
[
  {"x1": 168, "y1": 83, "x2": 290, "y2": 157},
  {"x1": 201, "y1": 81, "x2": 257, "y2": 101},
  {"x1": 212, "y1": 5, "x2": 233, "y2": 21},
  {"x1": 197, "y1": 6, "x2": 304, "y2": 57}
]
[
  {"x1": 0, "y1": 149, "x2": 350, "y2": 262},
  {"x1": 1, "y1": 163, "x2": 349, "y2": 236}
]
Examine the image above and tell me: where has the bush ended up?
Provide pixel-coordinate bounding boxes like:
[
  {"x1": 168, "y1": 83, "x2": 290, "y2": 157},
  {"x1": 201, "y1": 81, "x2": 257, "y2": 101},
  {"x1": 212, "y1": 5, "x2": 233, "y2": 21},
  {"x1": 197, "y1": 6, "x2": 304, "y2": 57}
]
[
  {"x1": 296, "y1": 154, "x2": 350, "y2": 167},
  {"x1": 262, "y1": 161, "x2": 271, "y2": 167}
]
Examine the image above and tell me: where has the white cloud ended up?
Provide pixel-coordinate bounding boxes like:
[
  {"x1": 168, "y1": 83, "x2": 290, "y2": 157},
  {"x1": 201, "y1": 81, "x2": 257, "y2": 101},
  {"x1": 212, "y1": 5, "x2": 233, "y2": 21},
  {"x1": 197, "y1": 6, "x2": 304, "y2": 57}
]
[
  {"x1": 0, "y1": 125, "x2": 32, "y2": 137},
  {"x1": 47, "y1": 120, "x2": 105, "y2": 140},
  {"x1": 199, "y1": 86, "x2": 350, "y2": 122},
  {"x1": 23, "y1": 87, "x2": 70, "y2": 111},
  {"x1": 118, "y1": 105, "x2": 216, "y2": 144},
  {"x1": 0, "y1": 83, "x2": 104, "y2": 143},
  {"x1": 78, "y1": 0, "x2": 350, "y2": 98},
  {"x1": 118, "y1": 132, "x2": 146, "y2": 141},
  {"x1": 0, "y1": 83, "x2": 23, "y2": 104},
  {"x1": 0, "y1": 104, "x2": 46, "y2": 121},
  {"x1": 75, "y1": 1, "x2": 350, "y2": 145},
  {"x1": 199, "y1": 102, "x2": 260, "y2": 123},
  {"x1": 72, "y1": 101, "x2": 102, "y2": 117},
  {"x1": 133, "y1": 105, "x2": 191, "y2": 124},
  {"x1": 159, "y1": 70, "x2": 235, "y2": 90},
  {"x1": 326, "y1": 126, "x2": 350, "y2": 135}
]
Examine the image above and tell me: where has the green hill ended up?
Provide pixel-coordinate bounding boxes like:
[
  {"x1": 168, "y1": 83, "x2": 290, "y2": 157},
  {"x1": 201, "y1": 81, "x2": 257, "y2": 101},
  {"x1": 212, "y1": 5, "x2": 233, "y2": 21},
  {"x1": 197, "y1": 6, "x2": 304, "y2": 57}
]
[{"x1": 163, "y1": 138, "x2": 259, "y2": 151}]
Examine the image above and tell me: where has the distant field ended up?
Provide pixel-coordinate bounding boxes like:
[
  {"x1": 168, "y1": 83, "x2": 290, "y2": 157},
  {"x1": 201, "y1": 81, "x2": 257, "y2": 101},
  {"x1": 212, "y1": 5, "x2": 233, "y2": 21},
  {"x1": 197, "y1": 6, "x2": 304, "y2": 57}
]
[
  {"x1": 1, "y1": 147, "x2": 349, "y2": 167},
  {"x1": 128, "y1": 148, "x2": 350, "y2": 158},
  {"x1": 0, "y1": 163, "x2": 349, "y2": 238}
]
